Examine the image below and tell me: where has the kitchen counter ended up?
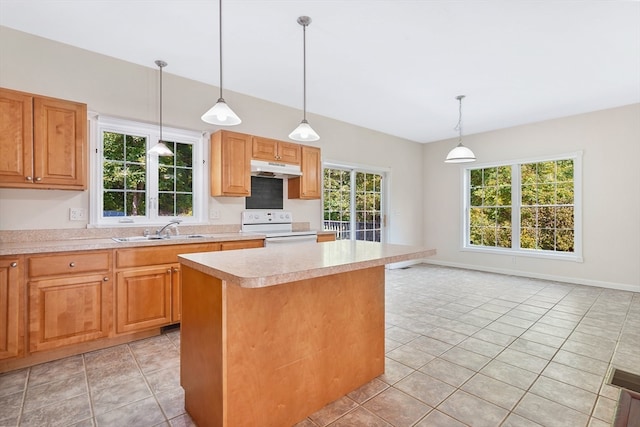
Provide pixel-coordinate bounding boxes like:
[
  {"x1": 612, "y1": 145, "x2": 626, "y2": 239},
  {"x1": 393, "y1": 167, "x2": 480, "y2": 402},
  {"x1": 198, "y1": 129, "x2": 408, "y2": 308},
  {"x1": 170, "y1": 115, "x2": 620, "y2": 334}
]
[
  {"x1": 179, "y1": 240, "x2": 433, "y2": 288},
  {"x1": 179, "y1": 241, "x2": 435, "y2": 427},
  {"x1": 0, "y1": 232, "x2": 264, "y2": 256}
]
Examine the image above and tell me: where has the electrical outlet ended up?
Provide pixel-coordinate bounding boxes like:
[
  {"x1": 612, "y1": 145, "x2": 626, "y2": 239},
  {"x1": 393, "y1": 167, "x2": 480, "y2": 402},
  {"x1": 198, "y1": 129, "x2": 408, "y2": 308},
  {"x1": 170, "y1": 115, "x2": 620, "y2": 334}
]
[
  {"x1": 210, "y1": 210, "x2": 221, "y2": 220},
  {"x1": 69, "y1": 208, "x2": 87, "y2": 221}
]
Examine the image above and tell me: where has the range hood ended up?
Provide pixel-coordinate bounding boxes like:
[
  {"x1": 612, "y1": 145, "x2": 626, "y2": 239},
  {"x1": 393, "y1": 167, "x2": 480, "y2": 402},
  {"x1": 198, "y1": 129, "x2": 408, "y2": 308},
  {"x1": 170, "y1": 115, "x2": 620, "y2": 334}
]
[{"x1": 250, "y1": 160, "x2": 303, "y2": 179}]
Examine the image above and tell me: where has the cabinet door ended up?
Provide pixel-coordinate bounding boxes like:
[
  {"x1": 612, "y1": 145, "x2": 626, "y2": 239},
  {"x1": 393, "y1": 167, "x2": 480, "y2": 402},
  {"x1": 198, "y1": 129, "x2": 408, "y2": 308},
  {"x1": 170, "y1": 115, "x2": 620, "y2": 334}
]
[
  {"x1": 252, "y1": 137, "x2": 278, "y2": 162},
  {"x1": 211, "y1": 131, "x2": 252, "y2": 196},
  {"x1": 277, "y1": 141, "x2": 302, "y2": 165},
  {"x1": 0, "y1": 257, "x2": 23, "y2": 360},
  {"x1": 28, "y1": 273, "x2": 111, "y2": 352},
  {"x1": 116, "y1": 266, "x2": 172, "y2": 334},
  {"x1": 252, "y1": 137, "x2": 301, "y2": 165},
  {"x1": 288, "y1": 146, "x2": 321, "y2": 199},
  {"x1": 33, "y1": 96, "x2": 87, "y2": 189},
  {"x1": 0, "y1": 88, "x2": 33, "y2": 186},
  {"x1": 171, "y1": 265, "x2": 181, "y2": 323}
]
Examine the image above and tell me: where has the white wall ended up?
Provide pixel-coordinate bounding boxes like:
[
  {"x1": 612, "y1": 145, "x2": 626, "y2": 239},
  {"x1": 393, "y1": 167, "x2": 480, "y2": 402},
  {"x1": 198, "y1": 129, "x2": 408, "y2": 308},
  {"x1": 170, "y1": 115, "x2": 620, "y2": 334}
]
[
  {"x1": 0, "y1": 27, "x2": 423, "y2": 246},
  {"x1": 423, "y1": 104, "x2": 640, "y2": 291}
]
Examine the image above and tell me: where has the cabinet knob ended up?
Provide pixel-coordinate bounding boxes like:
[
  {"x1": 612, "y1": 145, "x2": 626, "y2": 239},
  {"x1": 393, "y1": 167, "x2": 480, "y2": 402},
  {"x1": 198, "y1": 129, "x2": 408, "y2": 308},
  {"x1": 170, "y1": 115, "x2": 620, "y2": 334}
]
[
  {"x1": 167, "y1": 269, "x2": 172, "y2": 274},
  {"x1": 35, "y1": 177, "x2": 42, "y2": 182},
  {"x1": 173, "y1": 267, "x2": 180, "y2": 273},
  {"x1": 69, "y1": 262, "x2": 76, "y2": 267},
  {"x1": 103, "y1": 277, "x2": 109, "y2": 282},
  {"x1": 10, "y1": 262, "x2": 17, "y2": 268},
  {"x1": 26, "y1": 176, "x2": 33, "y2": 181}
]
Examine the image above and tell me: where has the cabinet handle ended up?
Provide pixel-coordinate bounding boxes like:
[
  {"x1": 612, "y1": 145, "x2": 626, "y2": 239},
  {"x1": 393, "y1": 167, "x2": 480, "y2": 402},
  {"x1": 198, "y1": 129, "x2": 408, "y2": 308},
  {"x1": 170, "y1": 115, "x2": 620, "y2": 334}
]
[
  {"x1": 10, "y1": 262, "x2": 17, "y2": 268},
  {"x1": 35, "y1": 177, "x2": 42, "y2": 182},
  {"x1": 26, "y1": 176, "x2": 33, "y2": 181},
  {"x1": 103, "y1": 277, "x2": 109, "y2": 282},
  {"x1": 69, "y1": 262, "x2": 76, "y2": 267}
]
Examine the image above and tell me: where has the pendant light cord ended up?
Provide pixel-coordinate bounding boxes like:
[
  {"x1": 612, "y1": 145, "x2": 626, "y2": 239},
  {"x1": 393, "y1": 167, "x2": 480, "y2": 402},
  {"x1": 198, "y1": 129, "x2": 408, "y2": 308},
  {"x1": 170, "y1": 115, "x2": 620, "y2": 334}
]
[
  {"x1": 454, "y1": 95, "x2": 465, "y2": 142},
  {"x1": 302, "y1": 21, "x2": 307, "y2": 121},
  {"x1": 155, "y1": 60, "x2": 167, "y2": 142},
  {"x1": 218, "y1": 0, "x2": 224, "y2": 100}
]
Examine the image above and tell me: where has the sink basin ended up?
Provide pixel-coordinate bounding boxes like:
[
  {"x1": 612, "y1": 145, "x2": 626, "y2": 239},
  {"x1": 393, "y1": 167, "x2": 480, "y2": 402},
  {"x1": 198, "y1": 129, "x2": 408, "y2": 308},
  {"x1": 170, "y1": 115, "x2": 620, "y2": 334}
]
[{"x1": 112, "y1": 234, "x2": 205, "y2": 243}]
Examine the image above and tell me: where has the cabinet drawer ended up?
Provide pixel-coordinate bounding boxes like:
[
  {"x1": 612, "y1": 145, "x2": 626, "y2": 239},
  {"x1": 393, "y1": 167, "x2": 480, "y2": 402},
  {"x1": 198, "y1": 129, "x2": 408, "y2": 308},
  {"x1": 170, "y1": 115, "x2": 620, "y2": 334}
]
[
  {"x1": 116, "y1": 243, "x2": 220, "y2": 269},
  {"x1": 220, "y1": 239, "x2": 264, "y2": 251},
  {"x1": 29, "y1": 251, "x2": 111, "y2": 278}
]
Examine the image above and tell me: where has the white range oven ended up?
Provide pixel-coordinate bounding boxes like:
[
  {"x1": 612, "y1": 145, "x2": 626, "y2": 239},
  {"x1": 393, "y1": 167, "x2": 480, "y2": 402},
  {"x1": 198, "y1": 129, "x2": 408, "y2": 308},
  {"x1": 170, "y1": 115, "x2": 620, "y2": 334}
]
[{"x1": 241, "y1": 210, "x2": 317, "y2": 246}]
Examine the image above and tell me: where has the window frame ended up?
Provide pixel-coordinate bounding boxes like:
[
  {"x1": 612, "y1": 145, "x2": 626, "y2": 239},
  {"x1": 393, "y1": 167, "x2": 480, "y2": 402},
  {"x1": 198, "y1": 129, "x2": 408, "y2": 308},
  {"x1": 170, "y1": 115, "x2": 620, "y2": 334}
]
[
  {"x1": 322, "y1": 161, "x2": 389, "y2": 243},
  {"x1": 461, "y1": 151, "x2": 583, "y2": 262},
  {"x1": 89, "y1": 115, "x2": 206, "y2": 227}
]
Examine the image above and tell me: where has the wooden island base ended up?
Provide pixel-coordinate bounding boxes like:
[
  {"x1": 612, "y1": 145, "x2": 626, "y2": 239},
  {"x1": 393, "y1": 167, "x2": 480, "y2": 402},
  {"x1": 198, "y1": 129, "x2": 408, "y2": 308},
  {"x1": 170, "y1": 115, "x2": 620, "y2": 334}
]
[{"x1": 180, "y1": 265, "x2": 385, "y2": 427}]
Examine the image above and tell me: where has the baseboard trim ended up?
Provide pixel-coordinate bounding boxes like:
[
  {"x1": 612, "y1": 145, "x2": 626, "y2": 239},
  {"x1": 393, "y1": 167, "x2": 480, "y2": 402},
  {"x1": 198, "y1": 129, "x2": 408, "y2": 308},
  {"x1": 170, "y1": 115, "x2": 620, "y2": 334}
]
[{"x1": 421, "y1": 260, "x2": 640, "y2": 293}]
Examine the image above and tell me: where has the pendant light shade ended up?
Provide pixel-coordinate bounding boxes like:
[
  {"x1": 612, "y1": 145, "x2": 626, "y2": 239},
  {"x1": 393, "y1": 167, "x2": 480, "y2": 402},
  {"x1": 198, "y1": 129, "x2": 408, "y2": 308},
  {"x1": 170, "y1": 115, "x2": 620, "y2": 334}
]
[
  {"x1": 201, "y1": 0, "x2": 241, "y2": 126},
  {"x1": 289, "y1": 119, "x2": 320, "y2": 142},
  {"x1": 201, "y1": 98, "x2": 241, "y2": 125},
  {"x1": 445, "y1": 95, "x2": 476, "y2": 163},
  {"x1": 289, "y1": 16, "x2": 319, "y2": 142},
  {"x1": 148, "y1": 60, "x2": 173, "y2": 157}
]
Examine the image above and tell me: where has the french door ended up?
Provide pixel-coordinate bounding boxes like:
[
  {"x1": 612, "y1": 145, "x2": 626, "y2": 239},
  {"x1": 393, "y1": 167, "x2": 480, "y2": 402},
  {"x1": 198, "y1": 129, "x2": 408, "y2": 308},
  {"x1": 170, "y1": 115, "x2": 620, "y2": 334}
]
[{"x1": 323, "y1": 166, "x2": 386, "y2": 242}]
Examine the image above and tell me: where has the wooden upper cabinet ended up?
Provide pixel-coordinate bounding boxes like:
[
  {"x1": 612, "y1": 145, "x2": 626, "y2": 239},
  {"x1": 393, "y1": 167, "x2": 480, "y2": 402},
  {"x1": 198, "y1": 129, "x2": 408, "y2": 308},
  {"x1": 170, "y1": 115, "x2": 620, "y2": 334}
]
[
  {"x1": 0, "y1": 87, "x2": 87, "y2": 190},
  {"x1": 0, "y1": 89, "x2": 33, "y2": 186},
  {"x1": 252, "y1": 137, "x2": 301, "y2": 165},
  {"x1": 210, "y1": 130, "x2": 252, "y2": 196},
  {"x1": 289, "y1": 146, "x2": 321, "y2": 199}
]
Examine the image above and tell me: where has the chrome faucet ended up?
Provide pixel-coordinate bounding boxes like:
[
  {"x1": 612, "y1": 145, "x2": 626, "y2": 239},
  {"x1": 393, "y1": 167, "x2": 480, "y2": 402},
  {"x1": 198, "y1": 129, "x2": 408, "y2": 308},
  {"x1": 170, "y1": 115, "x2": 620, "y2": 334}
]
[{"x1": 156, "y1": 219, "x2": 182, "y2": 237}]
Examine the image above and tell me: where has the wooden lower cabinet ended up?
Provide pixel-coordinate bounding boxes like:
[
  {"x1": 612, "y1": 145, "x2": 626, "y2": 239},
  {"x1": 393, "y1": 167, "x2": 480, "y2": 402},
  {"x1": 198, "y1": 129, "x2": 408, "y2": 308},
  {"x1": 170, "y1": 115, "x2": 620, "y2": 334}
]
[
  {"x1": 171, "y1": 265, "x2": 182, "y2": 323},
  {"x1": 115, "y1": 265, "x2": 175, "y2": 334},
  {"x1": 0, "y1": 257, "x2": 24, "y2": 360},
  {"x1": 28, "y1": 273, "x2": 111, "y2": 352},
  {"x1": 1, "y1": 239, "x2": 268, "y2": 371},
  {"x1": 317, "y1": 233, "x2": 336, "y2": 243},
  {"x1": 27, "y1": 250, "x2": 112, "y2": 353}
]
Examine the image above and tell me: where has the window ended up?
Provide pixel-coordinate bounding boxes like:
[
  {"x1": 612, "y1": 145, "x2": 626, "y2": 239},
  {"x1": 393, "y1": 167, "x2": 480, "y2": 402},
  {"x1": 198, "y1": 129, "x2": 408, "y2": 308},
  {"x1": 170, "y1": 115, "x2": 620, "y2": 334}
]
[
  {"x1": 464, "y1": 152, "x2": 582, "y2": 261},
  {"x1": 323, "y1": 165, "x2": 386, "y2": 242},
  {"x1": 91, "y1": 116, "x2": 205, "y2": 226}
]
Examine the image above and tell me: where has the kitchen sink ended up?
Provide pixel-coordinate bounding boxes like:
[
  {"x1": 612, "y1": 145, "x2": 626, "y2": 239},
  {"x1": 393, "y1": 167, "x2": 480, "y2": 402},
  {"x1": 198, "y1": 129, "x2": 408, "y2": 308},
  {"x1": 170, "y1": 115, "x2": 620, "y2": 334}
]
[{"x1": 112, "y1": 234, "x2": 205, "y2": 243}]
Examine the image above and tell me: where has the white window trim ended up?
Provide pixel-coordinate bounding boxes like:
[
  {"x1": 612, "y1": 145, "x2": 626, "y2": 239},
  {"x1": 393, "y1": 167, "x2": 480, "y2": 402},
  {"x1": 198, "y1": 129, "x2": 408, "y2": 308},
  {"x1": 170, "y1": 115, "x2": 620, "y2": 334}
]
[
  {"x1": 88, "y1": 114, "x2": 206, "y2": 227},
  {"x1": 461, "y1": 151, "x2": 583, "y2": 262}
]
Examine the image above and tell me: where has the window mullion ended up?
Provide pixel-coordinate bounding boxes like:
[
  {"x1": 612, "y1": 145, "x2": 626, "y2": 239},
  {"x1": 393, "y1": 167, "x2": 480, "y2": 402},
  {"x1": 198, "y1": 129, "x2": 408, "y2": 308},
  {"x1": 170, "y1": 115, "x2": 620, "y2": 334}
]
[
  {"x1": 147, "y1": 138, "x2": 160, "y2": 220},
  {"x1": 512, "y1": 164, "x2": 521, "y2": 250}
]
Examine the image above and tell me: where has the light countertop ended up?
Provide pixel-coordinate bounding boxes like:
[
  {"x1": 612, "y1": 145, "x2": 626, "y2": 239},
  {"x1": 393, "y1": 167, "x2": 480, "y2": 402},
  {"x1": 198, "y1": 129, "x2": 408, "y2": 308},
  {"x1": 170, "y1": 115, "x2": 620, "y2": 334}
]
[
  {"x1": 179, "y1": 240, "x2": 436, "y2": 288},
  {"x1": 0, "y1": 233, "x2": 265, "y2": 256}
]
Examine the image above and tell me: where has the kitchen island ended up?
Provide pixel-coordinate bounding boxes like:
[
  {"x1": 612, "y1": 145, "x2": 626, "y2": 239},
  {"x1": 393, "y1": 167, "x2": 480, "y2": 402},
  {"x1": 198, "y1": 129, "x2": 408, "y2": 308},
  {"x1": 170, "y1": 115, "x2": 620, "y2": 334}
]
[{"x1": 178, "y1": 241, "x2": 435, "y2": 427}]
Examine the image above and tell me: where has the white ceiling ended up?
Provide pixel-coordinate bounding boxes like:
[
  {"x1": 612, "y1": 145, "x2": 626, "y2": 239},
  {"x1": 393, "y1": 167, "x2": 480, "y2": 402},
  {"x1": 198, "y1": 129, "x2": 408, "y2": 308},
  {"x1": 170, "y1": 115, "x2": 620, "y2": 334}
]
[{"x1": 1, "y1": 1, "x2": 639, "y2": 143}]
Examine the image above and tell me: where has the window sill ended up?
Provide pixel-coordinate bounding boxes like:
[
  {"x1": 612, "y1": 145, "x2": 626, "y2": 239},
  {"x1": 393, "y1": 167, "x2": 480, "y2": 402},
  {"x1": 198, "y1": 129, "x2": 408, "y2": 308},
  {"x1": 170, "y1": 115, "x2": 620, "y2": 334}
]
[{"x1": 461, "y1": 245, "x2": 583, "y2": 262}]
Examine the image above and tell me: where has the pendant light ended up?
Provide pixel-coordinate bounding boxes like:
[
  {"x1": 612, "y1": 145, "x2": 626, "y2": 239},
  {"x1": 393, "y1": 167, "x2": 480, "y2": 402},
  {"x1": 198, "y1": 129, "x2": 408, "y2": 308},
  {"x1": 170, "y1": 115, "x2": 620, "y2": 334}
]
[
  {"x1": 148, "y1": 60, "x2": 173, "y2": 157},
  {"x1": 289, "y1": 16, "x2": 319, "y2": 142},
  {"x1": 445, "y1": 95, "x2": 476, "y2": 163},
  {"x1": 201, "y1": 0, "x2": 241, "y2": 125}
]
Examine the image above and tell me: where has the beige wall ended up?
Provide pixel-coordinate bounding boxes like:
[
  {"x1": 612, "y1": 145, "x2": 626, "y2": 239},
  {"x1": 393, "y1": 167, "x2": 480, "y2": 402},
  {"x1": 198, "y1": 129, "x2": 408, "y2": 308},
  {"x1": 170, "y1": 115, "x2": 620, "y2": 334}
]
[
  {"x1": 423, "y1": 103, "x2": 640, "y2": 291},
  {"x1": 0, "y1": 27, "x2": 423, "y2": 246}
]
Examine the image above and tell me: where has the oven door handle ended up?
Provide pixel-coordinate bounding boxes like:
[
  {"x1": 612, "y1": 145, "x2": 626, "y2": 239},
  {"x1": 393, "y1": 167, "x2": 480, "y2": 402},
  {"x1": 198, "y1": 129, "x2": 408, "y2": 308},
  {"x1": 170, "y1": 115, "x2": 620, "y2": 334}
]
[{"x1": 266, "y1": 235, "x2": 317, "y2": 244}]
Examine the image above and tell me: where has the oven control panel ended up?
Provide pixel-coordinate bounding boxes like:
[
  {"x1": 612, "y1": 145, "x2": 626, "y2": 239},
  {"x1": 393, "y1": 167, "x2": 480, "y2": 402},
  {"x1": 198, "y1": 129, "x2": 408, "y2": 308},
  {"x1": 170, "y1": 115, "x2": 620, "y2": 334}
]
[{"x1": 242, "y1": 210, "x2": 292, "y2": 225}]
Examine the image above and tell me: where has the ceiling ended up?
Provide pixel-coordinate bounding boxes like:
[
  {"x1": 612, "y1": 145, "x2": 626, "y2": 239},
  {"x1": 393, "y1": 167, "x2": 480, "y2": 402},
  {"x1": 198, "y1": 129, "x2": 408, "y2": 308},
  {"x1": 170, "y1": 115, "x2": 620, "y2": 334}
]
[{"x1": 1, "y1": 1, "x2": 639, "y2": 143}]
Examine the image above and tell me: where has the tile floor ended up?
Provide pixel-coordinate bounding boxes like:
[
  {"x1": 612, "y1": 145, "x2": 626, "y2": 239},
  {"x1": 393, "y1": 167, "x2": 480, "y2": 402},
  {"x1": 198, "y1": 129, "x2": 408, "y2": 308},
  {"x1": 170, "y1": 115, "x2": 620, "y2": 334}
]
[{"x1": 1, "y1": 264, "x2": 638, "y2": 426}]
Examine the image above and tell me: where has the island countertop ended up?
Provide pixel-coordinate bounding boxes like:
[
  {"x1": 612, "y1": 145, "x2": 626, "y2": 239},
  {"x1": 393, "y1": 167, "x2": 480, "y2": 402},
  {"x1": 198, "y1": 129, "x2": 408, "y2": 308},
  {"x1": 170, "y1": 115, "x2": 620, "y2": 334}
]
[{"x1": 178, "y1": 240, "x2": 436, "y2": 288}]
